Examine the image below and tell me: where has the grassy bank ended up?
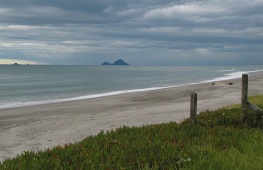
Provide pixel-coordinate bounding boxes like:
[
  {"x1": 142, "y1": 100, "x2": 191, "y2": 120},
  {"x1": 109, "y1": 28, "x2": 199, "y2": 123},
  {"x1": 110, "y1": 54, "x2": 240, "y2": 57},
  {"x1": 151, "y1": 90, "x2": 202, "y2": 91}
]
[{"x1": 1, "y1": 96, "x2": 263, "y2": 170}]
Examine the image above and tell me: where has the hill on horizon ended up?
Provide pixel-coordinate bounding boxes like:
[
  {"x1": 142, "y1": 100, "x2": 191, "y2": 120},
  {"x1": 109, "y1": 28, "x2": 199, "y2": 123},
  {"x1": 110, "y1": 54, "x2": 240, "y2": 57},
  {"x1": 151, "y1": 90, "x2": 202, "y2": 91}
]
[{"x1": 102, "y1": 59, "x2": 129, "y2": 66}]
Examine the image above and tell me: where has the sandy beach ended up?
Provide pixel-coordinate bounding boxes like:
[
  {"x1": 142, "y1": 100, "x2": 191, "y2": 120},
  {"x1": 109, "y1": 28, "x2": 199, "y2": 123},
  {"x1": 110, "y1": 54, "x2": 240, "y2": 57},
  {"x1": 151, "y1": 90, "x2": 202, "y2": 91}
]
[{"x1": 1, "y1": 71, "x2": 263, "y2": 161}]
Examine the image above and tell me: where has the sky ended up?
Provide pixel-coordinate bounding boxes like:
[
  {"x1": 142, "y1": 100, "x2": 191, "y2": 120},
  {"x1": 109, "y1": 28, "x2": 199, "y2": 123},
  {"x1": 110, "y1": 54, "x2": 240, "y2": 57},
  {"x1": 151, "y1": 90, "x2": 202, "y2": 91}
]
[{"x1": 0, "y1": 0, "x2": 262, "y2": 66}]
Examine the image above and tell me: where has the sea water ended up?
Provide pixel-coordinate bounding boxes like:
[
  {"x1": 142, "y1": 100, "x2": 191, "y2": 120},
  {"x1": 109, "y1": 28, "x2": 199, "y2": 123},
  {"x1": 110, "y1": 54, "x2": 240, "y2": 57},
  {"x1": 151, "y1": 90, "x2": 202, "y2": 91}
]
[{"x1": 0, "y1": 65, "x2": 262, "y2": 109}]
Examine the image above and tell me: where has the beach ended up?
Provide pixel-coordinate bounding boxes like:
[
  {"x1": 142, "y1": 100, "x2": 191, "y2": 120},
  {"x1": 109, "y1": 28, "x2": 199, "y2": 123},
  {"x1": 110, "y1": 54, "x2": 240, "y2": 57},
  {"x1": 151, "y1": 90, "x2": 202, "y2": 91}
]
[{"x1": 1, "y1": 71, "x2": 263, "y2": 161}]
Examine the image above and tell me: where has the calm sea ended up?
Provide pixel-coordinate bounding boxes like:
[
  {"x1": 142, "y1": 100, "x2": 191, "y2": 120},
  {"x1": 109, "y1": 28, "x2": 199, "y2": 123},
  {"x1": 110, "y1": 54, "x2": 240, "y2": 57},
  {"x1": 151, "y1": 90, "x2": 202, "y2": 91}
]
[{"x1": 0, "y1": 65, "x2": 262, "y2": 109}]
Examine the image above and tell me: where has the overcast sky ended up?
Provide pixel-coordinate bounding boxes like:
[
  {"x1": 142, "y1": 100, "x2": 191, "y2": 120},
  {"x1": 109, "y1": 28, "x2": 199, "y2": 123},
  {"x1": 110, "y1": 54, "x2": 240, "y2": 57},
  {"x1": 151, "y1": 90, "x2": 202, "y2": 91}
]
[{"x1": 0, "y1": 0, "x2": 262, "y2": 65}]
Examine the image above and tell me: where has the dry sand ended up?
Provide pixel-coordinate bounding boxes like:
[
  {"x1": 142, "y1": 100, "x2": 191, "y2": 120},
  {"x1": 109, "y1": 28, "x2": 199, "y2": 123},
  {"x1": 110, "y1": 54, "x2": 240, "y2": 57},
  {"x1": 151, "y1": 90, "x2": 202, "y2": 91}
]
[{"x1": 1, "y1": 71, "x2": 263, "y2": 161}]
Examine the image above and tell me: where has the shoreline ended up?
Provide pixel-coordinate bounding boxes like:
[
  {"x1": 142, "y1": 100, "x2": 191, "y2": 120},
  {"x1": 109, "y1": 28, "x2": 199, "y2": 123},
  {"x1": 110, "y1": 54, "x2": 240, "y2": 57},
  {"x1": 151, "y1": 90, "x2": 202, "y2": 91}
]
[
  {"x1": 1, "y1": 69, "x2": 262, "y2": 110},
  {"x1": 1, "y1": 71, "x2": 263, "y2": 161}
]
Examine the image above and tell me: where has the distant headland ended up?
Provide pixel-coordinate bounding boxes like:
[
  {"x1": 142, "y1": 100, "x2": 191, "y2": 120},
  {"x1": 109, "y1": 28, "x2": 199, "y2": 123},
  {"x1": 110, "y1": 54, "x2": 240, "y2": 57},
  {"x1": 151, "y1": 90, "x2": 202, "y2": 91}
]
[
  {"x1": 12, "y1": 63, "x2": 30, "y2": 65},
  {"x1": 102, "y1": 59, "x2": 129, "y2": 66}
]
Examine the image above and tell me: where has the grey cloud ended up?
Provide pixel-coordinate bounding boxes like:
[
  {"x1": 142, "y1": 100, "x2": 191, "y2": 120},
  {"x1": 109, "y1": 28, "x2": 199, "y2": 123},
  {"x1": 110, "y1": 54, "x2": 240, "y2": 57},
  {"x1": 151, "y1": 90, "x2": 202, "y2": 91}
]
[{"x1": 0, "y1": 0, "x2": 262, "y2": 65}]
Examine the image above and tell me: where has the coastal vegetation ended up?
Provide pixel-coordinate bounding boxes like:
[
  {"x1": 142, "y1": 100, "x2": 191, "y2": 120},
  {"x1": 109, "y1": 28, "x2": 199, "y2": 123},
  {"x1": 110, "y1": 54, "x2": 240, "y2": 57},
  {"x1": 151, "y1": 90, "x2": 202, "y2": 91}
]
[{"x1": 0, "y1": 95, "x2": 262, "y2": 169}]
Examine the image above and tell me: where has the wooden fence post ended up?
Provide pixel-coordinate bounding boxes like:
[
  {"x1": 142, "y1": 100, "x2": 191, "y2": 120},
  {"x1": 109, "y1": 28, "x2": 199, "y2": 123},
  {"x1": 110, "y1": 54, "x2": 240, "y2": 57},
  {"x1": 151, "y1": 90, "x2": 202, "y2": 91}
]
[
  {"x1": 190, "y1": 93, "x2": 197, "y2": 124},
  {"x1": 241, "y1": 74, "x2": 248, "y2": 122}
]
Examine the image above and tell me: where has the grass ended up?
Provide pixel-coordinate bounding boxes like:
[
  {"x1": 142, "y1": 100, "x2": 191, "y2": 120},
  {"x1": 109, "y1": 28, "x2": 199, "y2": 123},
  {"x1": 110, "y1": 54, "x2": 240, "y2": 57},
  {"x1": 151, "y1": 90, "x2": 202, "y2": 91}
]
[
  {"x1": 224, "y1": 94, "x2": 263, "y2": 109},
  {"x1": 1, "y1": 96, "x2": 263, "y2": 169}
]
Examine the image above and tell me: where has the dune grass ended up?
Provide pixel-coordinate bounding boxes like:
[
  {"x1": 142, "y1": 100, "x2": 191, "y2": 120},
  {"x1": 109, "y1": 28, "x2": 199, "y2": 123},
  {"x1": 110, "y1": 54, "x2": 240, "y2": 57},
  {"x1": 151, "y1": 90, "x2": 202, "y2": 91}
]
[
  {"x1": 0, "y1": 98, "x2": 263, "y2": 169},
  {"x1": 224, "y1": 94, "x2": 263, "y2": 109}
]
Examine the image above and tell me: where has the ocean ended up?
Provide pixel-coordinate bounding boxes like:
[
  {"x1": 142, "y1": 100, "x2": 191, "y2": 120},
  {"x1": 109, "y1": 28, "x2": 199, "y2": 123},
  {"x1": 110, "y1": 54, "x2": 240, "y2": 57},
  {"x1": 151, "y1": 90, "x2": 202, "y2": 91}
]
[{"x1": 0, "y1": 65, "x2": 262, "y2": 109}]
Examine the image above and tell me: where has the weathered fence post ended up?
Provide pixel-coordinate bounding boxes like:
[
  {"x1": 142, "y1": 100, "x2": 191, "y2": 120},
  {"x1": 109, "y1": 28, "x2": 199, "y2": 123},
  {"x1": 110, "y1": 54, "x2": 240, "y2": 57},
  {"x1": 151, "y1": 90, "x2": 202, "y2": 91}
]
[
  {"x1": 241, "y1": 74, "x2": 248, "y2": 122},
  {"x1": 190, "y1": 93, "x2": 197, "y2": 124}
]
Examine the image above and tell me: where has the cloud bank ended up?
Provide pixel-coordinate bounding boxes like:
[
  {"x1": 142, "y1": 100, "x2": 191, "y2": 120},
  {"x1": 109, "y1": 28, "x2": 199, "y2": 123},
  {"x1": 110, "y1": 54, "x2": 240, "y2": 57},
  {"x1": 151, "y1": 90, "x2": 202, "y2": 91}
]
[{"x1": 0, "y1": 0, "x2": 262, "y2": 65}]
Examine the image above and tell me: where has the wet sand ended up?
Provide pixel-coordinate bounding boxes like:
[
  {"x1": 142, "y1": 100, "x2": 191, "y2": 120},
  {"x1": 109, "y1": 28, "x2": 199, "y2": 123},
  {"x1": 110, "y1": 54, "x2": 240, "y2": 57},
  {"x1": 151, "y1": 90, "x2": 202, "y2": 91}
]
[{"x1": 1, "y1": 71, "x2": 263, "y2": 161}]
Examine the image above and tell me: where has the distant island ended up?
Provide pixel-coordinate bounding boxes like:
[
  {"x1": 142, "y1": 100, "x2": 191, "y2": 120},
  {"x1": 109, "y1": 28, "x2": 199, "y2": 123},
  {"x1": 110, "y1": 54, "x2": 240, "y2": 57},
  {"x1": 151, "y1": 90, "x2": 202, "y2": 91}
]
[{"x1": 102, "y1": 59, "x2": 129, "y2": 66}]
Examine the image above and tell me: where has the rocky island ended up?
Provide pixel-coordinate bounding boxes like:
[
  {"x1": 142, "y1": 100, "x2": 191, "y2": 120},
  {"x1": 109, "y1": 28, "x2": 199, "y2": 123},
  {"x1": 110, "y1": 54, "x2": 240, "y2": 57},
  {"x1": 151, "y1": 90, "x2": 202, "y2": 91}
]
[{"x1": 102, "y1": 59, "x2": 129, "y2": 66}]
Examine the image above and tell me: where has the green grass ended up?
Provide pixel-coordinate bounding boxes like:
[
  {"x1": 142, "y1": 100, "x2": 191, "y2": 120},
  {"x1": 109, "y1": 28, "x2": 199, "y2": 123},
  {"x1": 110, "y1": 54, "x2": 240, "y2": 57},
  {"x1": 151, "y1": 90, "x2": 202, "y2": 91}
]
[
  {"x1": 1, "y1": 99, "x2": 263, "y2": 169},
  {"x1": 249, "y1": 94, "x2": 263, "y2": 106},
  {"x1": 224, "y1": 94, "x2": 263, "y2": 109}
]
